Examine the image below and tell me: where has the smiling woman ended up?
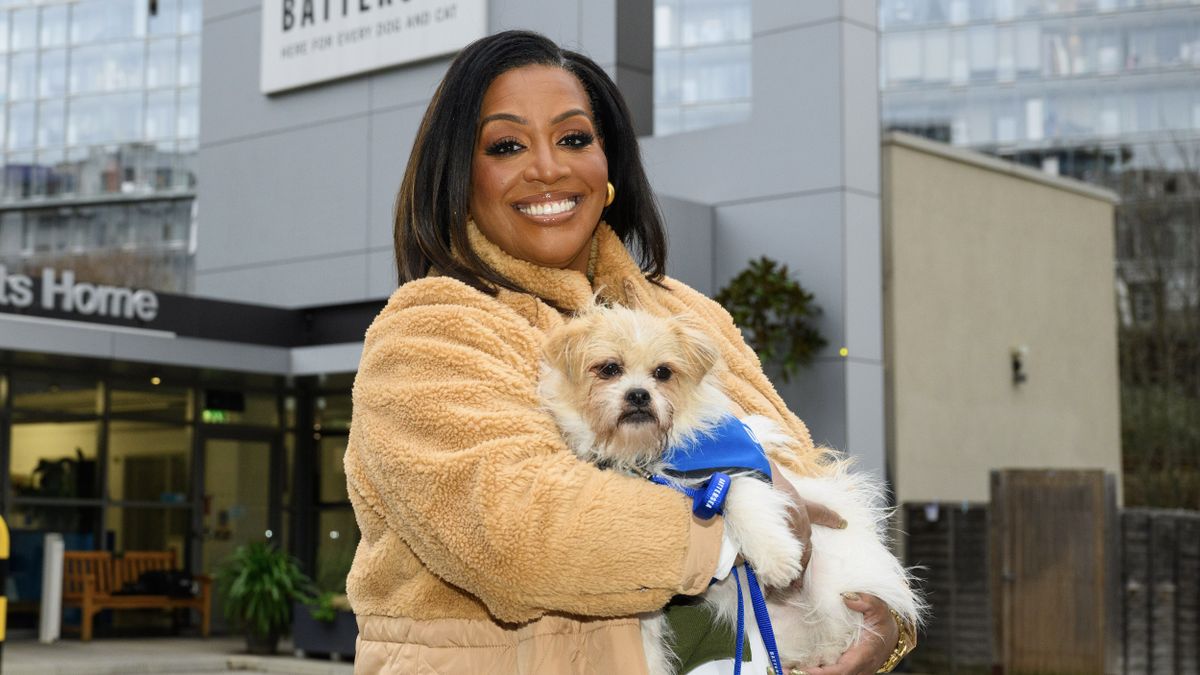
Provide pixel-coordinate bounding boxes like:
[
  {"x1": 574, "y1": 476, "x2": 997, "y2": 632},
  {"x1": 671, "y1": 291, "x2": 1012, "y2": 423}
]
[
  {"x1": 469, "y1": 66, "x2": 610, "y2": 274},
  {"x1": 349, "y1": 29, "x2": 906, "y2": 675},
  {"x1": 391, "y1": 29, "x2": 666, "y2": 301}
]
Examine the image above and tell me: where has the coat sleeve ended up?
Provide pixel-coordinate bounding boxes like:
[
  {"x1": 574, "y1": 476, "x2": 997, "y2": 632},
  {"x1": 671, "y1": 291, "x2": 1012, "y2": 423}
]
[{"x1": 343, "y1": 279, "x2": 724, "y2": 623}]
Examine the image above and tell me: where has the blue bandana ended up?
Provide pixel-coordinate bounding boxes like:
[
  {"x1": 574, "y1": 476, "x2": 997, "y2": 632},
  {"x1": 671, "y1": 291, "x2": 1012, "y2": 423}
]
[{"x1": 663, "y1": 416, "x2": 772, "y2": 483}]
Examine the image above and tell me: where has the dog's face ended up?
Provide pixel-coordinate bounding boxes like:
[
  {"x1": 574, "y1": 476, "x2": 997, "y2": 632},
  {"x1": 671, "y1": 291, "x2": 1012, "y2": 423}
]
[{"x1": 540, "y1": 305, "x2": 722, "y2": 469}]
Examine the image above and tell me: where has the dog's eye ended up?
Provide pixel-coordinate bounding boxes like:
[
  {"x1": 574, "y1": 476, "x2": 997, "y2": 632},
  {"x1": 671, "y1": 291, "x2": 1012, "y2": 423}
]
[
  {"x1": 597, "y1": 362, "x2": 623, "y2": 379},
  {"x1": 654, "y1": 366, "x2": 673, "y2": 381}
]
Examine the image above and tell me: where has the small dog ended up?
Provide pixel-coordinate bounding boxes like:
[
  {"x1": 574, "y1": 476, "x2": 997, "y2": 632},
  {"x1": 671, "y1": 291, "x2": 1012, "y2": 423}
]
[{"x1": 539, "y1": 303, "x2": 921, "y2": 674}]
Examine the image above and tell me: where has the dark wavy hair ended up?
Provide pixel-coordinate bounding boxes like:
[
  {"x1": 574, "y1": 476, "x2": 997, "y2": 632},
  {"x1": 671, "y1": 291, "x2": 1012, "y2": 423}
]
[{"x1": 393, "y1": 30, "x2": 667, "y2": 296}]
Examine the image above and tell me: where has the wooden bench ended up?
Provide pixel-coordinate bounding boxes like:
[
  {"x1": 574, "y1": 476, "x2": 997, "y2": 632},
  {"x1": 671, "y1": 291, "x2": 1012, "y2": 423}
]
[{"x1": 62, "y1": 550, "x2": 211, "y2": 641}]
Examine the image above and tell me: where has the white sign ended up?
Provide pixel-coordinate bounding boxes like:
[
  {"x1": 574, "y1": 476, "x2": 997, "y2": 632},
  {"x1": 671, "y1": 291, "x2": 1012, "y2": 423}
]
[
  {"x1": 0, "y1": 266, "x2": 160, "y2": 322},
  {"x1": 260, "y1": 0, "x2": 487, "y2": 94}
]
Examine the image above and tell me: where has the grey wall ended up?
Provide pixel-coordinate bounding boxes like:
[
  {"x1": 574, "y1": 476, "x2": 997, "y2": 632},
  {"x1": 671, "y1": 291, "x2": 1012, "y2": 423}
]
[
  {"x1": 198, "y1": 0, "x2": 884, "y2": 472},
  {"x1": 641, "y1": 1, "x2": 885, "y2": 473}
]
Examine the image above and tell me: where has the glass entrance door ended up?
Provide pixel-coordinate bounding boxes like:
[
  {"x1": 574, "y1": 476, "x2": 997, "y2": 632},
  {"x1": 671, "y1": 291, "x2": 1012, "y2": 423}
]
[
  {"x1": 201, "y1": 436, "x2": 276, "y2": 570},
  {"x1": 200, "y1": 435, "x2": 278, "y2": 628}
]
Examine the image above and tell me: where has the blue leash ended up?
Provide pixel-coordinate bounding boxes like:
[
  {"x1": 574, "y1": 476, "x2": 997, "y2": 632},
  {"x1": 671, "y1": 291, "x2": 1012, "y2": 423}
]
[
  {"x1": 650, "y1": 473, "x2": 785, "y2": 675},
  {"x1": 743, "y1": 565, "x2": 784, "y2": 675},
  {"x1": 732, "y1": 566, "x2": 746, "y2": 671}
]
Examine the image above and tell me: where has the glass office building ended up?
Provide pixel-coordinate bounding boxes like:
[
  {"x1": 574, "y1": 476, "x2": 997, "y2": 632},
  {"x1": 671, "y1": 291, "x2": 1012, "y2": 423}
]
[
  {"x1": 0, "y1": 0, "x2": 200, "y2": 293},
  {"x1": 879, "y1": 0, "x2": 1200, "y2": 321},
  {"x1": 0, "y1": 1, "x2": 362, "y2": 635}
]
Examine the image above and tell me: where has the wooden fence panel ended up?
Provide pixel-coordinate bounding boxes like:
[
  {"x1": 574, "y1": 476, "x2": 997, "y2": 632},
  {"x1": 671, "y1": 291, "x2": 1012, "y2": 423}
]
[
  {"x1": 990, "y1": 469, "x2": 1117, "y2": 675},
  {"x1": 902, "y1": 497, "x2": 1198, "y2": 674}
]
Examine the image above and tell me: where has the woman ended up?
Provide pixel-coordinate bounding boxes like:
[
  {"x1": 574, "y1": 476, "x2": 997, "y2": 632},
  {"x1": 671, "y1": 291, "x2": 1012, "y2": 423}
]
[{"x1": 345, "y1": 30, "x2": 912, "y2": 675}]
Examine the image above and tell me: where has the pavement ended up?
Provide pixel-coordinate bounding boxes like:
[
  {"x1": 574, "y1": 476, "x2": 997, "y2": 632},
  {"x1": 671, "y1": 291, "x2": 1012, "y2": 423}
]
[{"x1": 1, "y1": 636, "x2": 354, "y2": 675}]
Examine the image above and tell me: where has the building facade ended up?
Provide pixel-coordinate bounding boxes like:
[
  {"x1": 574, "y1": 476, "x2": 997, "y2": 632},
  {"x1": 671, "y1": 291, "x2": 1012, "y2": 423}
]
[
  {"x1": 878, "y1": 0, "x2": 1200, "y2": 321},
  {"x1": 0, "y1": 0, "x2": 886, "y2": 634},
  {"x1": 0, "y1": 0, "x2": 201, "y2": 294},
  {"x1": 0, "y1": 0, "x2": 1133, "y2": 644}
]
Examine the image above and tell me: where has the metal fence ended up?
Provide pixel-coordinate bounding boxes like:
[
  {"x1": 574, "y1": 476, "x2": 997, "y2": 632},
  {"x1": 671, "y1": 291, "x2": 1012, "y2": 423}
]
[
  {"x1": 1121, "y1": 509, "x2": 1200, "y2": 675},
  {"x1": 903, "y1": 502, "x2": 991, "y2": 674}
]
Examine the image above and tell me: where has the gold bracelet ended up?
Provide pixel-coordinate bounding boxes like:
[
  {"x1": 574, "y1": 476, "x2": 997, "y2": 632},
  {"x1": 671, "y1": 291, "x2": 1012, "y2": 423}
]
[{"x1": 876, "y1": 608, "x2": 916, "y2": 673}]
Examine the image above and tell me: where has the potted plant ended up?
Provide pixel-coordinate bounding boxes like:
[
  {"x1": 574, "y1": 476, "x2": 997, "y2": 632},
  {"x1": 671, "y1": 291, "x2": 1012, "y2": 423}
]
[
  {"x1": 216, "y1": 542, "x2": 315, "y2": 654},
  {"x1": 715, "y1": 256, "x2": 827, "y2": 383},
  {"x1": 293, "y1": 591, "x2": 358, "y2": 661},
  {"x1": 293, "y1": 543, "x2": 358, "y2": 660}
]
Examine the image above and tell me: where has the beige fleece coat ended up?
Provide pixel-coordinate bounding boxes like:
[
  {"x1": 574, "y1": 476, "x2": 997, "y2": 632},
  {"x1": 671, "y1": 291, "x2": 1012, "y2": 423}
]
[{"x1": 345, "y1": 222, "x2": 826, "y2": 674}]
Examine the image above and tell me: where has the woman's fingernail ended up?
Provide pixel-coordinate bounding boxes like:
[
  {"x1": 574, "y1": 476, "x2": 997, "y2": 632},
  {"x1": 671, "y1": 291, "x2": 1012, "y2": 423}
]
[
  {"x1": 842, "y1": 591, "x2": 861, "y2": 601},
  {"x1": 789, "y1": 668, "x2": 809, "y2": 675},
  {"x1": 837, "y1": 518, "x2": 848, "y2": 529}
]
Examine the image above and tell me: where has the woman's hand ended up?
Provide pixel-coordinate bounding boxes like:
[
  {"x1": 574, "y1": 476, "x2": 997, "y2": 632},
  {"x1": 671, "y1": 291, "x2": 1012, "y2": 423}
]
[
  {"x1": 767, "y1": 460, "x2": 845, "y2": 592},
  {"x1": 789, "y1": 592, "x2": 898, "y2": 675}
]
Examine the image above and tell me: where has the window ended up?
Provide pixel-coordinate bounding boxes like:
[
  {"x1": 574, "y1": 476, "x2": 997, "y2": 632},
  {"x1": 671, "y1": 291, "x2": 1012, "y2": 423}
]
[
  {"x1": 884, "y1": 33, "x2": 922, "y2": 85},
  {"x1": 1025, "y1": 97, "x2": 1044, "y2": 141},
  {"x1": 108, "y1": 420, "x2": 191, "y2": 502},
  {"x1": 105, "y1": 505, "x2": 189, "y2": 555},
  {"x1": 1015, "y1": 25, "x2": 1040, "y2": 77},
  {"x1": 10, "y1": 8, "x2": 35, "y2": 51},
  {"x1": 147, "y1": 39, "x2": 178, "y2": 88},
  {"x1": 968, "y1": 26, "x2": 997, "y2": 81},
  {"x1": 38, "y1": 100, "x2": 66, "y2": 150},
  {"x1": 67, "y1": 92, "x2": 144, "y2": 147},
  {"x1": 179, "y1": 35, "x2": 200, "y2": 87},
  {"x1": 179, "y1": 0, "x2": 201, "y2": 34},
  {"x1": 654, "y1": 0, "x2": 751, "y2": 136},
  {"x1": 39, "y1": 49, "x2": 68, "y2": 98},
  {"x1": 996, "y1": 27, "x2": 1015, "y2": 82},
  {"x1": 146, "y1": 90, "x2": 177, "y2": 141},
  {"x1": 8, "y1": 102, "x2": 35, "y2": 150},
  {"x1": 9, "y1": 51, "x2": 36, "y2": 101},
  {"x1": 924, "y1": 31, "x2": 951, "y2": 83},
  {"x1": 70, "y1": 0, "x2": 147, "y2": 45},
  {"x1": 951, "y1": 31, "x2": 969, "y2": 84},
  {"x1": 70, "y1": 42, "x2": 145, "y2": 94},
  {"x1": 11, "y1": 418, "x2": 102, "y2": 499},
  {"x1": 149, "y1": 0, "x2": 179, "y2": 36},
  {"x1": 40, "y1": 4, "x2": 69, "y2": 48}
]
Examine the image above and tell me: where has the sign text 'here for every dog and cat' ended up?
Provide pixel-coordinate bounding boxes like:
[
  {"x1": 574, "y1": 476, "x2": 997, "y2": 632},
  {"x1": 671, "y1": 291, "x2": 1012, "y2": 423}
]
[{"x1": 261, "y1": 0, "x2": 487, "y2": 94}]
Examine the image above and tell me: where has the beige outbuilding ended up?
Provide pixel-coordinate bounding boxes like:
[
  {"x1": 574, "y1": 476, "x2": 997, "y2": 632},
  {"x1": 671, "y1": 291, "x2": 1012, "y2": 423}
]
[{"x1": 882, "y1": 132, "x2": 1123, "y2": 506}]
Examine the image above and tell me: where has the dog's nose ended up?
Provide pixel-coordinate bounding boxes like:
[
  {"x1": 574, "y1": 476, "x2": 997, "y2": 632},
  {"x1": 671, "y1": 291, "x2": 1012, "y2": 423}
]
[{"x1": 625, "y1": 388, "x2": 651, "y2": 407}]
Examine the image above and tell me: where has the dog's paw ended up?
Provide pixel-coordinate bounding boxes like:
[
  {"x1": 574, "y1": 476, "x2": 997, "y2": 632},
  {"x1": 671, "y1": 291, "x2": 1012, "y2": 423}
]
[
  {"x1": 724, "y1": 476, "x2": 806, "y2": 588},
  {"x1": 743, "y1": 537, "x2": 805, "y2": 588}
]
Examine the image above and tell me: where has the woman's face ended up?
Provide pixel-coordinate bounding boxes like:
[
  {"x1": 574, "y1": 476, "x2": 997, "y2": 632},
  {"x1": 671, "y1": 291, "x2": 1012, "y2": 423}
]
[{"x1": 469, "y1": 65, "x2": 609, "y2": 274}]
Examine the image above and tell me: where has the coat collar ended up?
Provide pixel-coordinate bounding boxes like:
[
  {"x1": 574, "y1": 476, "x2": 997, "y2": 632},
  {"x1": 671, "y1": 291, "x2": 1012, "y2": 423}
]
[{"x1": 465, "y1": 220, "x2": 649, "y2": 313}]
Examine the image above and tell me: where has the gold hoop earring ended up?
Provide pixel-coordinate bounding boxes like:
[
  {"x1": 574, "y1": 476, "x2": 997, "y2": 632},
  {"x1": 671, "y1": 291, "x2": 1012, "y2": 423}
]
[{"x1": 605, "y1": 182, "x2": 615, "y2": 207}]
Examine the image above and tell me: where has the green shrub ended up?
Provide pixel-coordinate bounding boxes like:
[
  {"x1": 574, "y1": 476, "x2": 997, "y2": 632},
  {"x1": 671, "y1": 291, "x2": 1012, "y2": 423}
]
[{"x1": 715, "y1": 256, "x2": 827, "y2": 383}]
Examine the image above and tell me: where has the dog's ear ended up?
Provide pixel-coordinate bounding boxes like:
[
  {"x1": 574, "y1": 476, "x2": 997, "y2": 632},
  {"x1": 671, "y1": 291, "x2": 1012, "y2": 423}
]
[
  {"x1": 542, "y1": 318, "x2": 592, "y2": 379},
  {"x1": 671, "y1": 317, "x2": 722, "y2": 378},
  {"x1": 622, "y1": 279, "x2": 646, "y2": 310}
]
